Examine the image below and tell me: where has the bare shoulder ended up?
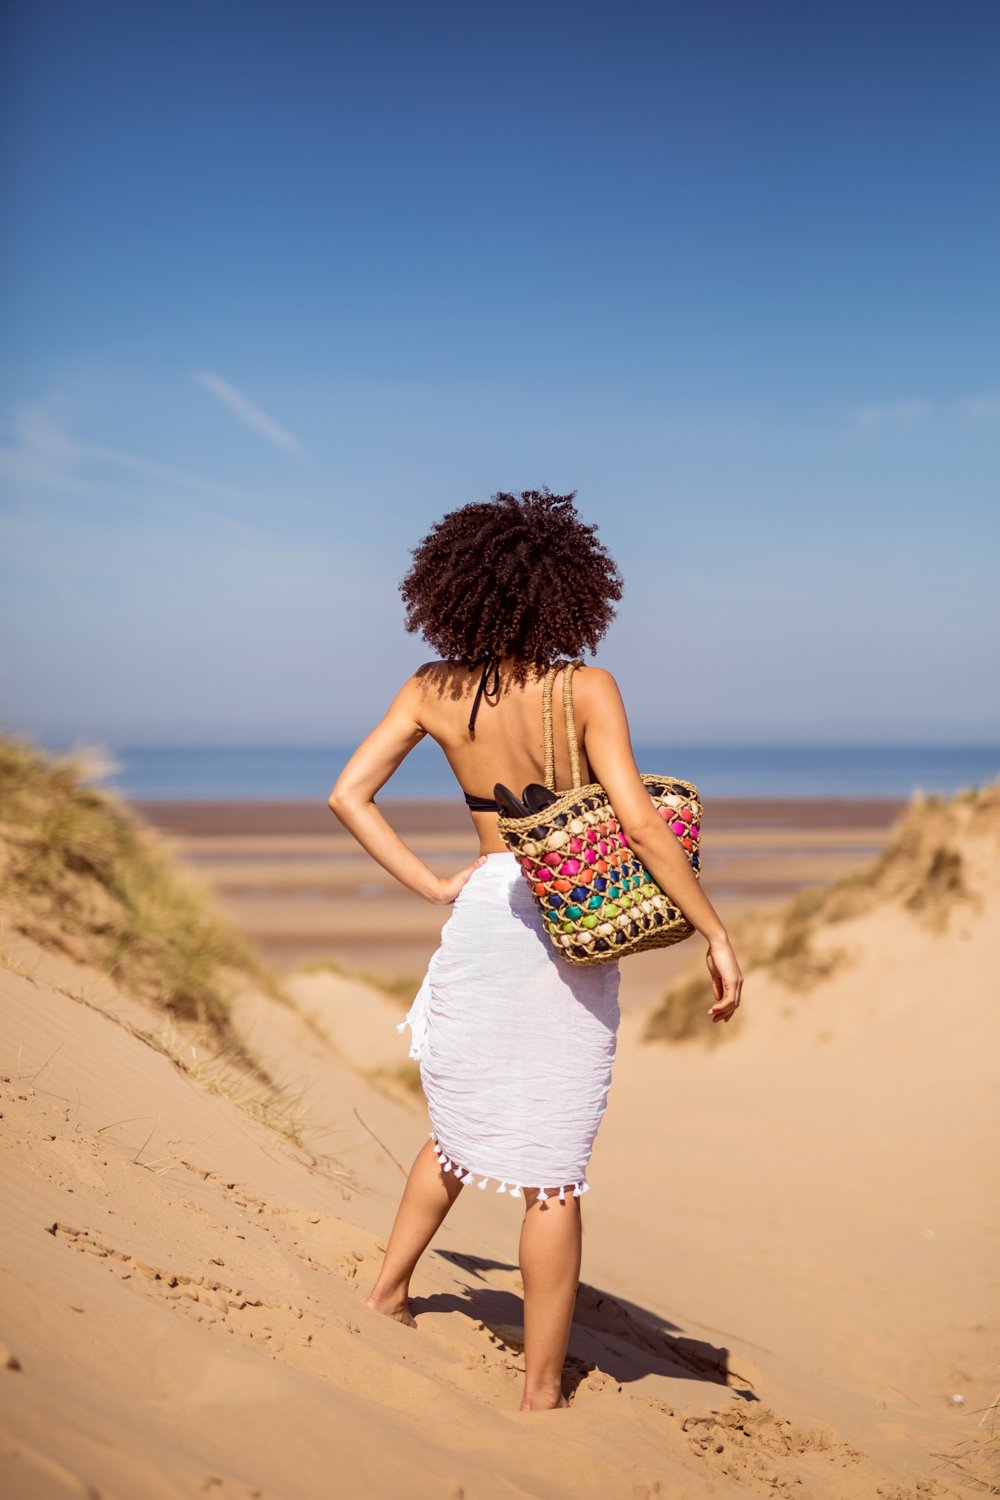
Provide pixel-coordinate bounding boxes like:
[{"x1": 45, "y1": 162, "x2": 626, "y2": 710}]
[
  {"x1": 391, "y1": 661, "x2": 442, "y2": 700},
  {"x1": 409, "y1": 659, "x2": 474, "y2": 697},
  {"x1": 410, "y1": 659, "x2": 450, "y2": 688},
  {"x1": 572, "y1": 663, "x2": 624, "y2": 707},
  {"x1": 397, "y1": 660, "x2": 463, "y2": 725}
]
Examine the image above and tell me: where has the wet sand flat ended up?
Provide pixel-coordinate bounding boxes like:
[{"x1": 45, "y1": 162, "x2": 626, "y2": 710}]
[{"x1": 135, "y1": 796, "x2": 907, "y2": 1012}]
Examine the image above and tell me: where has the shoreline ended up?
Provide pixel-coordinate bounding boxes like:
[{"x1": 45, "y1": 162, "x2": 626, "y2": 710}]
[{"x1": 133, "y1": 794, "x2": 911, "y2": 836}]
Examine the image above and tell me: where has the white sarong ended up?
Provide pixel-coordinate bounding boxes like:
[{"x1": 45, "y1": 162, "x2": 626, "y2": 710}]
[{"x1": 397, "y1": 851, "x2": 621, "y2": 1200}]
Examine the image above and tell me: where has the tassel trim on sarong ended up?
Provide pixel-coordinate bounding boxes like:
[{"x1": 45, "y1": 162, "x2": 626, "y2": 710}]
[{"x1": 428, "y1": 1130, "x2": 590, "y2": 1201}]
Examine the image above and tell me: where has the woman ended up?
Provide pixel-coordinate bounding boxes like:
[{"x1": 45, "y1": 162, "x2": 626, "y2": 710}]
[{"x1": 327, "y1": 487, "x2": 743, "y2": 1412}]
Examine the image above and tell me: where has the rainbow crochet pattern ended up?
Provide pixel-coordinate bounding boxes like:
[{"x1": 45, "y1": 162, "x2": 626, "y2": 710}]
[
  {"x1": 499, "y1": 775, "x2": 701, "y2": 963},
  {"x1": 496, "y1": 661, "x2": 702, "y2": 965}
]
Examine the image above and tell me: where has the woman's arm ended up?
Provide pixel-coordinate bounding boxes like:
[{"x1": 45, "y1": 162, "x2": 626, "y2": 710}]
[
  {"x1": 577, "y1": 666, "x2": 743, "y2": 1022},
  {"x1": 327, "y1": 671, "x2": 486, "y2": 906}
]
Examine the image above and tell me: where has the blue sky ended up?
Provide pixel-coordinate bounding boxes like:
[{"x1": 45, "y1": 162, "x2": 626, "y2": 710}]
[{"x1": 1, "y1": 0, "x2": 998, "y2": 747}]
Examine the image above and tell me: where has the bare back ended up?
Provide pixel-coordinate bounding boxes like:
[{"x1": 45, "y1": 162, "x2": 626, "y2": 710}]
[{"x1": 412, "y1": 659, "x2": 594, "y2": 852}]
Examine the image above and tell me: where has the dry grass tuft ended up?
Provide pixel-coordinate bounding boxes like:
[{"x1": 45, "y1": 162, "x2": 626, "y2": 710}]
[
  {"x1": 642, "y1": 973, "x2": 718, "y2": 1044},
  {"x1": 185, "y1": 1043, "x2": 327, "y2": 1151},
  {"x1": 644, "y1": 774, "x2": 1000, "y2": 1046},
  {"x1": 0, "y1": 942, "x2": 44, "y2": 985},
  {"x1": 930, "y1": 1385, "x2": 1000, "y2": 1493},
  {"x1": 0, "y1": 733, "x2": 278, "y2": 1042}
]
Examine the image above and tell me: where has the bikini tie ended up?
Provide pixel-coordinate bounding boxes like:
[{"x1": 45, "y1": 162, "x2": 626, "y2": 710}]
[{"x1": 468, "y1": 654, "x2": 500, "y2": 734}]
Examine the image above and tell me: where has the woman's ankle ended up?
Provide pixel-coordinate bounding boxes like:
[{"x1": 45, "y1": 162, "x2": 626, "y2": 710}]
[
  {"x1": 520, "y1": 1382, "x2": 566, "y2": 1410},
  {"x1": 364, "y1": 1279, "x2": 409, "y2": 1309}
]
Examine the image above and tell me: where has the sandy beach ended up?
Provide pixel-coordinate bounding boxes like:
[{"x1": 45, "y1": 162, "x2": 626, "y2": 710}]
[
  {"x1": 1, "y1": 767, "x2": 997, "y2": 1498},
  {"x1": 135, "y1": 795, "x2": 907, "y2": 1014},
  {"x1": 6, "y1": 0, "x2": 1000, "y2": 1487}
]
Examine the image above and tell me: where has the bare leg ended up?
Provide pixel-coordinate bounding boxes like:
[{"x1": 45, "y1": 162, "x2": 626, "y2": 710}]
[
  {"x1": 363, "y1": 1138, "x2": 465, "y2": 1327},
  {"x1": 517, "y1": 1188, "x2": 581, "y2": 1409}
]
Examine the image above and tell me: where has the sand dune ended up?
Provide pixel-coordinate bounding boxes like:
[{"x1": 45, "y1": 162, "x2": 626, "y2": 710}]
[{"x1": 1, "y1": 762, "x2": 997, "y2": 1497}]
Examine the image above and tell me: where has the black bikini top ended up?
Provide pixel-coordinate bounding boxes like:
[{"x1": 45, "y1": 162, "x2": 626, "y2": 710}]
[
  {"x1": 464, "y1": 789, "x2": 502, "y2": 812},
  {"x1": 462, "y1": 654, "x2": 502, "y2": 812}
]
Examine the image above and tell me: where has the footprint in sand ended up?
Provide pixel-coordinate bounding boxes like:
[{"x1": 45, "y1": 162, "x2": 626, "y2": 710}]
[
  {"x1": 670, "y1": 1402, "x2": 940, "y2": 1498},
  {"x1": 46, "y1": 1222, "x2": 315, "y2": 1356},
  {"x1": 178, "y1": 1163, "x2": 379, "y2": 1283}
]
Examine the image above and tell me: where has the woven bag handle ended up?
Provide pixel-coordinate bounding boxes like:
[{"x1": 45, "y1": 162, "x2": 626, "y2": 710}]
[{"x1": 542, "y1": 659, "x2": 584, "y2": 792}]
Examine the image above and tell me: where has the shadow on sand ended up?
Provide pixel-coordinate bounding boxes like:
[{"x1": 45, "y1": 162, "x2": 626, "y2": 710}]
[{"x1": 423, "y1": 1249, "x2": 760, "y2": 1402}]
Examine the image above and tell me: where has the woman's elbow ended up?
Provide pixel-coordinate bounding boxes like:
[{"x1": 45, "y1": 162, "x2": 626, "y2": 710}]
[
  {"x1": 327, "y1": 783, "x2": 352, "y2": 817},
  {"x1": 327, "y1": 782, "x2": 368, "y2": 819}
]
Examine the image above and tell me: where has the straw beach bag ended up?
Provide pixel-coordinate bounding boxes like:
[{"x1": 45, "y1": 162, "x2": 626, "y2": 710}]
[{"x1": 494, "y1": 660, "x2": 703, "y2": 966}]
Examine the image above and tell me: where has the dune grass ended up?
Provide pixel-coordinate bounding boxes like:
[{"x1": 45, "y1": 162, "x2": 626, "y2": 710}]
[
  {"x1": 643, "y1": 776, "x2": 999, "y2": 1046},
  {"x1": 642, "y1": 886, "x2": 851, "y2": 1046},
  {"x1": 0, "y1": 734, "x2": 276, "y2": 1042},
  {"x1": 185, "y1": 1040, "x2": 329, "y2": 1152},
  {"x1": 930, "y1": 1385, "x2": 1000, "y2": 1493}
]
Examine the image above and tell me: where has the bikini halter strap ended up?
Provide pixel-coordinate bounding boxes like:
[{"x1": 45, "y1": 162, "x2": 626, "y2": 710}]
[{"x1": 467, "y1": 654, "x2": 501, "y2": 733}]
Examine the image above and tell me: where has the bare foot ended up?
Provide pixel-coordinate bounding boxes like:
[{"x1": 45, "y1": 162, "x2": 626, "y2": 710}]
[
  {"x1": 519, "y1": 1391, "x2": 569, "y2": 1411},
  {"x1": 363, "y1": 1291, "x2": 417, "y2": 1329}
]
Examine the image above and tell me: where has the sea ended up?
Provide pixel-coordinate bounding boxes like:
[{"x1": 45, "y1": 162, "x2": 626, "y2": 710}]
[{"x1": 74, "y1": 743, "x2": 1000, "y2": 802}]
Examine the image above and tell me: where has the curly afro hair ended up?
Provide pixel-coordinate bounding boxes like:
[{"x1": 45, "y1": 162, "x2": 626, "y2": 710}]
[{"x1": 399, "y1": 487, "x2": 623, "y2": 680}]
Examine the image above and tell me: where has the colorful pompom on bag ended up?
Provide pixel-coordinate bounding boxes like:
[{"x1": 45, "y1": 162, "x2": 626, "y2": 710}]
[{"x1": 495, "y1": 660, "x2": 703, "y2": 966}]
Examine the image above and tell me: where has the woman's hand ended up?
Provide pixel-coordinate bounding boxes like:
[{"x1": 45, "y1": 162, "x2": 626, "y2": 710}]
[
  {"x1": 705, "y1": 934, "x2": 743, "y2": 1024},
  {"x1": 429, "y1": 854, "x2": 489, "y2": 905}
]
